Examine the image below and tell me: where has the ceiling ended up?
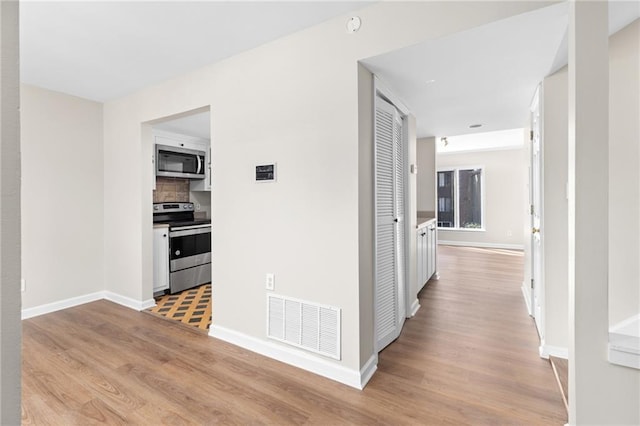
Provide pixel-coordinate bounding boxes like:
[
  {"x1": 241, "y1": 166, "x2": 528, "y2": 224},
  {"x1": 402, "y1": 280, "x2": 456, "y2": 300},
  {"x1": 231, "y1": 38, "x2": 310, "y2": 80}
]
[
  {"x1": 363, "y1": 1, "x2": 639, "y2": 139},
  {"x1": 20, "y1": 1, "x2": 639, "y2": 141},
  {"x1": 437, "y1": 128, "x2": 525, "y2": 154},
  {"x1": 20, "y1": 1, "x2": 370, "y2": 102},
  {"x1": 154, "y1": 110, "x2": 211, "y2": 139}
]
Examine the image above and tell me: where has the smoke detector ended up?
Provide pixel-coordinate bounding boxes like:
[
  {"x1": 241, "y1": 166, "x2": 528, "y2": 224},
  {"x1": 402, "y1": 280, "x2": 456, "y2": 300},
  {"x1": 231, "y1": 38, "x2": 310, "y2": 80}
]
[{"x1": 346, "y1": 16, "x2": 361, "y2": 34}]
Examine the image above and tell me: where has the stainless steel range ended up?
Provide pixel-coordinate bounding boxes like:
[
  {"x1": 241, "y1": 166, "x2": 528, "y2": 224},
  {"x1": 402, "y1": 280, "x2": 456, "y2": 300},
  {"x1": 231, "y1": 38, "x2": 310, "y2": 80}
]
[{"x1": 153, "y1": 202, "x2": 211, "y2": 294}]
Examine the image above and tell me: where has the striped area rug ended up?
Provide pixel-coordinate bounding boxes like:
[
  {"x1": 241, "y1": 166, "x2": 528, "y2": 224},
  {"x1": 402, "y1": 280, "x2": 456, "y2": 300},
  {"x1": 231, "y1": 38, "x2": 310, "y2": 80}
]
[{"x1": 147, "y1": 284, "x2": 212, "y2": 331}]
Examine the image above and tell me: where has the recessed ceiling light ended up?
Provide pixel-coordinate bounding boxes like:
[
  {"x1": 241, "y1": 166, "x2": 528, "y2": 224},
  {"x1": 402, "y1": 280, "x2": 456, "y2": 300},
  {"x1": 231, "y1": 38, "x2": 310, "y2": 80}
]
[
  {"x1": 425, "y1": 79, "x2": 436, "y2": 84},
  {"x1": 469, "y1": 124, "x2": 482, "y2": 128}
]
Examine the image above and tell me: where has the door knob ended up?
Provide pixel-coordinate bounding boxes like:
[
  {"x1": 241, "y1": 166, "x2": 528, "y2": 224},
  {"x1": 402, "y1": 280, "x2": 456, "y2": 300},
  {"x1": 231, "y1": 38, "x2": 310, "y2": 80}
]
[{"x1": 532, "y1": 227, "x2": 540, "y2": 234}]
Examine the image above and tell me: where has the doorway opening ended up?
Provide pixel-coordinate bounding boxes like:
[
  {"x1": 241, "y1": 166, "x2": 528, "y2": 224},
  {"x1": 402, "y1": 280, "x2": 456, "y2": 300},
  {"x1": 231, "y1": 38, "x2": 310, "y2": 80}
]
[{"x1": 144, "y1": 107, "x2": 213, "y2": 332}]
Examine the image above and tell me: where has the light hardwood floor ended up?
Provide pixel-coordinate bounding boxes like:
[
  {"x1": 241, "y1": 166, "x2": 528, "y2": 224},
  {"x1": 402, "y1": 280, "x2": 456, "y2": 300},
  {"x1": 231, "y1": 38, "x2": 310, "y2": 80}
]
[{"x1": 22, "y1": 245, "x2": 566, "y2": 424}]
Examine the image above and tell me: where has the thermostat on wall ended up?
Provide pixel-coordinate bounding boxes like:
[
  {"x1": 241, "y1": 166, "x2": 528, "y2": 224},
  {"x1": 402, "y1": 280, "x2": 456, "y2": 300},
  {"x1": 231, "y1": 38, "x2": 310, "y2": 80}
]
[{"x1": 256, "y1": 163, "x2": 277, "y2": 182}]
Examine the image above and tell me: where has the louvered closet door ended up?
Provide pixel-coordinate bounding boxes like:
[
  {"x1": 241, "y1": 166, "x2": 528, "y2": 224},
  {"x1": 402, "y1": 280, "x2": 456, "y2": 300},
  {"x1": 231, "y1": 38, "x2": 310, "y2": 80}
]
[
  {"x1": 392, "y1": 108, "x2": 406, "y2": 324},
  {"x1": 375, "y1": 97, "x2": 404, "y2": 351}
]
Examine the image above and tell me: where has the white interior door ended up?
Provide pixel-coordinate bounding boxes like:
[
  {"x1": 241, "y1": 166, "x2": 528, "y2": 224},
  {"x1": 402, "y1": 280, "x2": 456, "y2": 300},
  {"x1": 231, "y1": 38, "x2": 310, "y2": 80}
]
[
  {"x1": 530, "y1": 87, "x2": 544, "y2": 338},
  {"x1": 374, "y1": 97, "x2": 406, "y2": 351}
]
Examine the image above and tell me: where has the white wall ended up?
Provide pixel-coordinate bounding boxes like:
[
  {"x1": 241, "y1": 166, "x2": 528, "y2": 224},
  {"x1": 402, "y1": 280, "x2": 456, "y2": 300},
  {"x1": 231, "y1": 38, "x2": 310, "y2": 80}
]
[
  {"x1": 101, "y1": 1, "x2": 555, "y2": 381},
  {"x1": 21, "y1": 85, "x2": 104, "y2": 309},
  {"x1": 542, "y1": 66, "x2": 569, "y2": 353},
  {"x1": 417, "y1": 137, "x2": 436, "y2": 214},
  {"x1": 0, "y1": 1, "x2": 22, "y2": 422},
  {"x1": 568, "y1": 6, "x2": 640, "y2": 424},
  {"x1": 541, "y1": 21, "x2": 640, "y2": 423},
  {"x1": 542, "y1": 19, "x2": 640, "y2": 354},
  {"x1": 436, "y1": 147, "x2": 525, "y2": 249},
  {"x1": 609, "y1": 19, "x2": 640, "y2": 326},
  {"x1": 357, "y1": 64, "x2": 375, "y2": 367}
]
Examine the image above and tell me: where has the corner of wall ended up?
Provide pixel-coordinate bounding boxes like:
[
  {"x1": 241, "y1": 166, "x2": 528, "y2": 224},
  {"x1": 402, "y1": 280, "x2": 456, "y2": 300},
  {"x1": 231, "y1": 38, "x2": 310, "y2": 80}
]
[
  {"x1": 0, "y1": 1, "x2": 22, "y2": 422},
  {"x1": 357, "y1": 63, "x2": 376, "y2": 370}
]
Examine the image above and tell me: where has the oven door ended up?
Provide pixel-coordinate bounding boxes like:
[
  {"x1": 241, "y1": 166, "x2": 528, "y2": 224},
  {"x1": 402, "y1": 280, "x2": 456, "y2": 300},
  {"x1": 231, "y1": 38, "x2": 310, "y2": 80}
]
[{"x1": 169, "y1": 226, "x2": 211, "y2": 271}]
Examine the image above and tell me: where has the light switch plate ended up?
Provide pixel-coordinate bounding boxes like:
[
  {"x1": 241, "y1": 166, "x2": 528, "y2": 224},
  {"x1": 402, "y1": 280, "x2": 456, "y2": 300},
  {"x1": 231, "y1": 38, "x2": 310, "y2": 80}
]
[{"x1": 265, "y1": 273, "x2": 275, "y2": 291}]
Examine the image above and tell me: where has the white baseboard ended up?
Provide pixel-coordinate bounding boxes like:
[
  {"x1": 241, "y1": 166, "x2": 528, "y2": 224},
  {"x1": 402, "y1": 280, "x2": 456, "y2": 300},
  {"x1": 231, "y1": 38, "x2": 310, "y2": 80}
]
[
  {"x1": 22, "y1": 291, "x2": 156, "y2": 319},
  {"x1": 539, "y1": 344, "x2": 568, "y2": 359},
  {"x1": 359, "y1": 353, "x2": 378, "y2": 388},
  {"x1": 438, "y1": 240, "x2": 524, "y2": 251},
  {"x1": 104, "y1": 291, "x2": 156, "y2": 311},
  {"x1": 21, "y1": 291, "x2": 105, "y2": 320},
  {"x1": 209, "y1": 324, "x2": 373, "y2": 390},
  {"x1": 409, "y1": 298, "x2": 420, "y2": 317}
]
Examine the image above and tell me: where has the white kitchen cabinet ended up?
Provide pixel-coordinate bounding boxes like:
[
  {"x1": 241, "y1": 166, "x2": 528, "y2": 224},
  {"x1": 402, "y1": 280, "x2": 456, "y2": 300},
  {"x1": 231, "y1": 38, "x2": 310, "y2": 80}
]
[
  {"x1": 416, "y1": 228, "x2": 427, "y2": 288},
  {"x1": 427, "y1": 222, "x2": 437, "y2": 279},
  {"x1": 153, "y1": 226, "x2": 170, "y2": 293},
  {"x1": 152, "y1": 130, "x2": 211, "y2": 192},
  {"x1": 417, "y1": 219, "x2": 437, "y2": 289}
]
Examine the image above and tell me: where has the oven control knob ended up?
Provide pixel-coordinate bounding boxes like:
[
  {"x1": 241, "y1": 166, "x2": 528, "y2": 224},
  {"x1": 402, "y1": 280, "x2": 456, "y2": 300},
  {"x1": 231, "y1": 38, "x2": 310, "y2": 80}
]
[
  {"x1": 175, "y1": 250, "x2": 181, "y2": 256},
  {"x1": 153, "y1": 205, "x2": 159, "y2": 211}
]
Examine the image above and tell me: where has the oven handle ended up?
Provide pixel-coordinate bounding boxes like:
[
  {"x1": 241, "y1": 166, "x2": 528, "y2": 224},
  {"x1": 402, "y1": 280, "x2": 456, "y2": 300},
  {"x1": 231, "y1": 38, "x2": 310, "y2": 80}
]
[{"x1": 170, "y1": 227, "x2": 211, "y2": 238}]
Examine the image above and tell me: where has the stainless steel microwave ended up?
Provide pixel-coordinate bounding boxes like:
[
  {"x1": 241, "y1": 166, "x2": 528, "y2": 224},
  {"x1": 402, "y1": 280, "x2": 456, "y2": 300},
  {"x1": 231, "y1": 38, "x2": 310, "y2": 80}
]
[{"x1": 156, "y1": 144, "x2": 206, "y2": 179}]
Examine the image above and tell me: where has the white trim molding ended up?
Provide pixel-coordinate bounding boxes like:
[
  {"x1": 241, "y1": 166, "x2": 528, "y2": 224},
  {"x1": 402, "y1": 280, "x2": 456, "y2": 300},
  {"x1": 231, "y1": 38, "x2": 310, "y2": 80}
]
[
  {"x1": 359, "y1": 354, "x2": 378, "y2": 389},
  {"x1": 21, "y1": 291, "x2": 104, "y2": 320},
  {"x1": 104, "y1": 291, "x2": 156, "y2": 311},
  {"x1": 209, "y1": 324, "x2": 375, "y2": 390},
  {"x1": 438, "y1": 240, "x2": 524, "y2": 251},
  {"x1": 539, "y1": 344, "x2": 568, "y2": 360},
  {"x1": 409, "y1": 298, "x2": 420, "y2": 317},
  {"x1": 438, "y1": 227, "x2": 486, "y2": 232},
  {"x1": 22, "y1": 291, "x2": 156, "y2": 319}
]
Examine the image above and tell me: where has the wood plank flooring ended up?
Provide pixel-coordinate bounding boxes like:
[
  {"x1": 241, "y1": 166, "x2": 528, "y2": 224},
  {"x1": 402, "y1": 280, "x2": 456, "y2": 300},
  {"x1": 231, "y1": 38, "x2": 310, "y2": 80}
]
[
  {"x1": 550, "y1": 356, "x2": 569, "y2": 413},
  {"x1": 22, "y1": 245, "x2": 567, "y2": 424}
]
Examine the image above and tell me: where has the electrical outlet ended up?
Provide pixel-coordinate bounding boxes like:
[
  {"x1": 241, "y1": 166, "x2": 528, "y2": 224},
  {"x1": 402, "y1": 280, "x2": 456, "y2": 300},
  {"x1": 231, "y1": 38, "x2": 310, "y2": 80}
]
[
  {"x1": 265, "y1": 273, "x2": 275, "y2": 291},
  {"x1": 21, "y1": 279, "x2": 26, "y2": 292}
]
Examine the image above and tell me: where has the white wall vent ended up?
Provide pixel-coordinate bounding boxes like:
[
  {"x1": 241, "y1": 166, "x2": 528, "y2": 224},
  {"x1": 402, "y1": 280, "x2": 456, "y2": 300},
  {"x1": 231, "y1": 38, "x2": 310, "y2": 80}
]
[{"x1": 267, "y1": 294, "x2": 341, "y2": 360}]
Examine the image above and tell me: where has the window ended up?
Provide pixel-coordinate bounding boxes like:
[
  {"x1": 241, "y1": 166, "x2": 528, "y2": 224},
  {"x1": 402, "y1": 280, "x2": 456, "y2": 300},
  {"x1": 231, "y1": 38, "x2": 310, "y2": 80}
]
[{"x1": 437, "y1": 168, "x2": 483, "y2": 229}]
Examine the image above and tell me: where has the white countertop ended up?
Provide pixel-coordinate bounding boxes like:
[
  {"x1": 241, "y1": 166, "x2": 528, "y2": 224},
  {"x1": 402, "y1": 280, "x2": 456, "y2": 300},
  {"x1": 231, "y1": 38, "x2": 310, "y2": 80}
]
[
  {"x1": 417, "y1": 216, "x2": 436, "y2": 230},
  {"x1": 609, "y1": 315, "x2": 640, "y2": 370}
]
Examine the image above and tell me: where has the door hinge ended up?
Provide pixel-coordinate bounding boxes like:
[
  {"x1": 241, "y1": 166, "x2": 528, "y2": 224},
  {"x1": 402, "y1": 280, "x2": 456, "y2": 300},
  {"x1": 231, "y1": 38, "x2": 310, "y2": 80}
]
[
  {"x1": 530, "y1": 130, "x2": 534, "y2": 141},
  {"x1": 530, "y1": 204, "x2": 534, "y2": 215},
  {"x1": 531, "y1": 278, "x2": 534, "y2": 289}
]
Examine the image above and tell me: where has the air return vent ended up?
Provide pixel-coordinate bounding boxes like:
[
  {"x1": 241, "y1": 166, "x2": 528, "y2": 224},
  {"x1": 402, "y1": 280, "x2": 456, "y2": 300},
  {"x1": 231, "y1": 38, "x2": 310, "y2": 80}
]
[{"x1": 267, "y1": 294, "x2": 341, "y2": 360}]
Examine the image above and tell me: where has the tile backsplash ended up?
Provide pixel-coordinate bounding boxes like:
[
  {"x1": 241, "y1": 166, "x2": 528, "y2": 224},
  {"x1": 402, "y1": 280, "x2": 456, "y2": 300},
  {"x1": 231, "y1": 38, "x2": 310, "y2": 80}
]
[{"x1": 154, "y1": 177, "x2": 190, "y2": 202}]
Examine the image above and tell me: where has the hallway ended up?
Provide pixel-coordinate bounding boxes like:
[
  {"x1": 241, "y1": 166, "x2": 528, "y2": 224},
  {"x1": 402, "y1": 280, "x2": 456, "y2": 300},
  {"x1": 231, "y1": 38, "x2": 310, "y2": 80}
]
[{"x1": 372, "y1": 245, "x2": 566, "y2": 423}]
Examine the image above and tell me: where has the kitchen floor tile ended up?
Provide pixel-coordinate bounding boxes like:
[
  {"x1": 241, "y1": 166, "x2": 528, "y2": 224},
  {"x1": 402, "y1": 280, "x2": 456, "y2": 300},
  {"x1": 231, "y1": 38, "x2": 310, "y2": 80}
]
[{"x1": 146, "y1": 283, "x2": 212, "y2": 331}]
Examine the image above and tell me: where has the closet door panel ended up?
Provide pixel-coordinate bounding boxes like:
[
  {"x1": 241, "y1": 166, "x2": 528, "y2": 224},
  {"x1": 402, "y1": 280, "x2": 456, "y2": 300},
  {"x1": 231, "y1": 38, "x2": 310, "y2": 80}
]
[{"x1": 374, "y1": 98, "x2": 399, "y2": 351}]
